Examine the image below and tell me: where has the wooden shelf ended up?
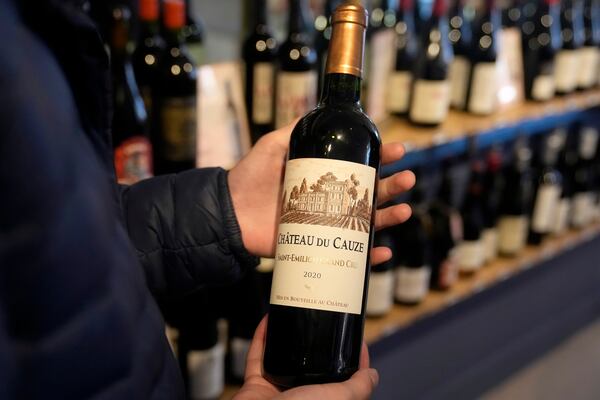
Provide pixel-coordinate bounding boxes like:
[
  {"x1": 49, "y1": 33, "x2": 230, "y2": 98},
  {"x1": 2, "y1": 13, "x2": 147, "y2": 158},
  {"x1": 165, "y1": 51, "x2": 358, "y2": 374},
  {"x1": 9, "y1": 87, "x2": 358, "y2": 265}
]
[{"x1": 363, "y1": 224, "x2": 600, "y2": 344}]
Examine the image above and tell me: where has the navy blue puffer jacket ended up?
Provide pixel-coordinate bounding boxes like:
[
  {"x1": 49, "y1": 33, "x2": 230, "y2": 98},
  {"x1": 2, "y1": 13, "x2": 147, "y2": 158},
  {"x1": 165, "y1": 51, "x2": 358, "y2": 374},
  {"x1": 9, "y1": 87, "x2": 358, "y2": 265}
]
[{"x1": 0, "y1": 0, "x2": 257, "y2": 398}]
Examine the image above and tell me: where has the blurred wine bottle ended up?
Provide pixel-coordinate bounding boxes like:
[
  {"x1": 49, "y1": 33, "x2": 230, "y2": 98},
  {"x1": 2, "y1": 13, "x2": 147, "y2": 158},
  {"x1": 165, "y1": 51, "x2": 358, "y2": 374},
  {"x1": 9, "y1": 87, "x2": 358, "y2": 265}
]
[
  {"x1": 553, "y1": 129, "x2": 577, "y2": 235},
  {"x1": 577, "y1": 0, "x2": 600, "y2": 89},
  {"x1": 183, "y1": 0, "x2": 205, "y2": 66},
  {"x1": 555, "y1": 0, "x2": 584, "y2": 95},
  {"x1": 315, "y1": 0, "x2": 342, "y2": 95},
  {"x1": 366, "y1": 228, "x2": 396, "y2": 317},
  {"x1": 571, "y1": 126, "x2": 599, "y2": 228},
  {"x1": 457, "y1": 159, "x2": 485, "y2": 273},
  {"x1": 448, "y1": 0, "x2": 472, "y2": 110},
  {"x1": 481, "y1": 147, "x2": 504, "y2": 264}
]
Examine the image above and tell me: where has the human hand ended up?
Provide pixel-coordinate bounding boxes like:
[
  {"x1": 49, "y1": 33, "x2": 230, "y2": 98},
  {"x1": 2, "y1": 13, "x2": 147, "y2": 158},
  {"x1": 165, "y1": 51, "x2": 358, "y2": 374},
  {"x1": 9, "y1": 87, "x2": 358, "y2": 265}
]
[
  {"x1": 232, "y1": 316, "x2": 379, "y2": 400},
  {"x1": 228, "y1": 121, "x2": 415, "y2": 265}
]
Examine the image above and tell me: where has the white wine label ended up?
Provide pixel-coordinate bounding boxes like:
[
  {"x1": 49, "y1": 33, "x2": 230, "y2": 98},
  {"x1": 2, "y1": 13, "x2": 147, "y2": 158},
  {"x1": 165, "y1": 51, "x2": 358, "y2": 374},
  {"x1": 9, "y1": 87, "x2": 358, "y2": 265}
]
[
  {"x1": 532, "y1": 184, "x2": 562, "y2": 233},
  {"x1": 161, "y1": 96, "x2": 197, "y2": 162},
  {"x1": 114, "y1": 136, "x2": 153, "y2": 185},
  {"x1": 252, "y1": 62, "x2": 274, "y2": 124},
  {"x1": 366, "y1": 270, "x2": 394, "y2": 316},
  {"x1": 577, "y1": 47, "x2": 600, "y2": 89},
  {"x1": 449, "y1": 55, "x2": 471, "y2": 109},
  {"x1": 271, "y1": 158, "x2": 377, "y2": 315},
  {"x1": 230, "y1": 337, "x2": 252, "y2": 380},
  {"x1": 572, "y1": 192, "x2": 595, "y2": 228},
  {"x1": 579, "y1": 127, "x2": 599, "y2": 160},
  {"x1": 275, "y1": 71, "x2": 318, "y2": 128},
  {"x1": 532, "y1": 74, "x2": 555, "y2": 101},
  {"x1": 482, "y1": 228, "x2": 498, "y2": 263},
  {"x1": 498, "y1": 215, "x2": 528, "y2": 255},
  {"x1": 394, "y1": 266, "x2": 431, "y2": 303},
  {"x1": 386, "y1": 71, "x2": 412, "y2": 113},
  {"x1": 554, "y1": 50, "x2": 579, "y2": 92},
  {"x1": 409, "y1": 79, "x2": 450, "y2": 124},
  {"x1": 187, "y1": 343, "x2": 225, "y2": 400},
  {"x1": 457, "y1": 240, "x2": 484, "y2": 272},
  {"x1": 552, "y1": 198, "x2": 572, "y2": 236},
  {"x1": 468, "y1": 62, "x2": 498, "y2": 115}
]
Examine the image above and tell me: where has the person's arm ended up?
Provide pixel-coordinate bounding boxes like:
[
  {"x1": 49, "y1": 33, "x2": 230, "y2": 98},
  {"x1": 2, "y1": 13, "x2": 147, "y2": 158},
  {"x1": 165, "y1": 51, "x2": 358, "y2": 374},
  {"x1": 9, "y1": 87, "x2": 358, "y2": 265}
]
[{"x1": 119, "y1": 168, "x2": 259, "y2": 298}]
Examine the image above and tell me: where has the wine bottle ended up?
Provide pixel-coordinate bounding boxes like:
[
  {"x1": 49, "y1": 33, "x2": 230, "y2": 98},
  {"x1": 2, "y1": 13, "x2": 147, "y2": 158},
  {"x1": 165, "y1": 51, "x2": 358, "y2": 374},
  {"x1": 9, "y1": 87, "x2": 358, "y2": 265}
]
[
  {"x1": 387, "y1": 0, "x2": 418, "y2": 116},
  {"x1": 448, "y1": 0, "x2": 472, "y2": 110},
  {"x1": 428, "y1": 162, "x2": 462, "y2": 290},
  {"x1": 501, "y1": 0, "x2": 523, "y2": 28},
  {"x1": 465, "y1": 0, "x2": 500, "y2": 115},
  {"x1": 366, "y1": 228, "x2": 396, "y2": 317},
  {"x1": 552, "y1": 130, "x2": 577, "y2": 235},
  {"x1": 577, "y1": 0, "x2": 600, "y2": 89},
  {"x1": 133, "y1": 0, "x2": 165, "y2": 124},
  {"x1": 555, "y1": 0, "x2": 585, "y2": 95},
  {"x1": 264, "y1": 2, "x2": 380, "y2": 386},
  {"x1": 243, "y1": 0, "x2": 278, "y2": 144},
  {"x1": 183, "y1": 0, "x2": 205, "y2": 66},
  {"x1": 497, "y1": 142, "x2": 533, "y2": 256},
  {"x1": 315, "y1": 0, "x2": 342, "y2": 95},
  {"x1": 108, "y1": 2, "x2": 153, "y2": 185},
  {"x1": 394, "y1": 176, "x2": 432, "y2": 305},
  {"x1": 457, "y1": 160, "x2": 485, "y2": 273},
  {"x1": 155, "y1": 0, "x2": 198, "y2": 174},
  {"x1": 275, "y1": 0, "x2": 318, "y2": 128},
  {"x1": 521, "y1": 0, "x2": 561, "y2": 101},
  {"x1": 408, "y1": 0, "x2": 453, "y2": 126},
  {"x1": 481, "y1": 148, "x2": 504, "y2": 263},
  {"x1": 528, "y1": 131, "x2": 564, "y2": 245},
  {"x1": 571, "y1": 126, "x2": 599, "y2": 228}
]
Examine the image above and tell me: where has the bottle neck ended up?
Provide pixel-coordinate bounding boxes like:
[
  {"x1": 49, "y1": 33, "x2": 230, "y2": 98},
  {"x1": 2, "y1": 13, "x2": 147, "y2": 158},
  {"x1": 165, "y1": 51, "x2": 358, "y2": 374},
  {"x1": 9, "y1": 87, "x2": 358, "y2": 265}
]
[
  {"x1": 164, "y1": 26, "x2": 185, "y2": 46},
  {"x1": 140, "y1": 19, "x2": 160, "y2": 38},
  {"x1": 254, "y1": 0, "x2": 268, "y2": 27},
  {"x1": 289, "y1": 0, "x2": 308, "y2": 35},
  {"x1": 319, "y1": 73, "x2": 362, "y2": 106}
]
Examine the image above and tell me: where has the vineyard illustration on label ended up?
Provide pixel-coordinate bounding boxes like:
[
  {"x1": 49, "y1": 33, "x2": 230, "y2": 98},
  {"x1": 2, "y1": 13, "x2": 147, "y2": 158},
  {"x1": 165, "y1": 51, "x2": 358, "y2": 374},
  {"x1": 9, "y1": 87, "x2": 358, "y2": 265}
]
[{"x1": 280, "y1": 169, "x2": 373, "y2": 233}]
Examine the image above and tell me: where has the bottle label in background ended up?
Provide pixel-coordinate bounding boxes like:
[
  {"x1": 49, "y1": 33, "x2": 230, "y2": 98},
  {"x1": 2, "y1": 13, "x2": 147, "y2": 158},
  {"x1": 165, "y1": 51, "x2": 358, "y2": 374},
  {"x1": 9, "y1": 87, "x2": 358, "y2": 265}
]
[
  {"x1": 438, "y1": 249, "x2": 459, "y2": 289},
  {"x1": 468, "y1": 62, "x2": 498, "y2": 115},
  {"x1": 386, "y1": 71, "x2": 412, "y2": 113},
  {"x1": 366, "y1": 270, "x2": 394, "y2": 316},
  {"x1": 532, "y1": 74, "x2": 555, "y2": 101},
  {"x1": 160, "y1": 96, "x2": 197, "y2": 162},
  {"x1": 187, "y1": 344, "x2": 225, "y2": 399},
  {"x1": 554, "y1": 50, "x2": 579, "y2": 92},
  {"x1": 457, "y1": 240, "x2": 484, "y2": 272},
  {"x1": 572, "y1": 192, "x2": 595, "y2": 228},
  {"x1": 552, "y1": 198, "x2": 572, "y2": 235},
  {"x1": 482, "y1": 227, "x2": 498, "y2": 263},
  {"x1": 275, "y1": 71, "x2": 318, "y2": 128},
  {"x1": 230, "y1": 337, "x2": 252, "y2": 380},
  {"x1": 394, "y1": 266, "x2": 431, "y2": 303},
  {"x1": 577, "y1": 47, "x2": 599, "y2": 89},
  {"x1": 498, "y1": 215, "x2": 528, "y2": 255},
  {"x1": 409, "y1": 79, "x2": 450, "y2": 124},
  {"x1": 114, "y1": 136, "x2": 153, "y2": 185},
  {"x1": 579, "y1": 127, "x2": 599, "y2": 160},
  {"x1": 449, "y1": 55, "x2": 470, "y2": 109},
  {"x1": 532, "y1": 184, "x2": 561, "y2": 233},
  {"x1": 252, "y1": 63, "x2": 275, "y2": 124},
  {"x1": 271, "y1": 158, "x2": 376, "y2": 315}
]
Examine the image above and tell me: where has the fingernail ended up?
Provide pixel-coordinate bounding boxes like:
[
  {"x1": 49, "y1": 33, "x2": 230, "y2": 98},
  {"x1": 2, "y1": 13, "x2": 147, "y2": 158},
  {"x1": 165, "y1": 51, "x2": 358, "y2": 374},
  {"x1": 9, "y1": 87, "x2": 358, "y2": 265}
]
[{"x1": 368, "y1": 368, "x2": 379, "y2": 385}]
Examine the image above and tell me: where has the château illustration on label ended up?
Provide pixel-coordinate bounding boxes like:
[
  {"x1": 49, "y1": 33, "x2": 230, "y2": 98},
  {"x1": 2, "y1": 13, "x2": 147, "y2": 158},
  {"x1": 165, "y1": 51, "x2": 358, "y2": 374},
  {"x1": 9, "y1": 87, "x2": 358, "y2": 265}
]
[{"x1": 264, "y1": 1, "x2": 381, "y2": 387}]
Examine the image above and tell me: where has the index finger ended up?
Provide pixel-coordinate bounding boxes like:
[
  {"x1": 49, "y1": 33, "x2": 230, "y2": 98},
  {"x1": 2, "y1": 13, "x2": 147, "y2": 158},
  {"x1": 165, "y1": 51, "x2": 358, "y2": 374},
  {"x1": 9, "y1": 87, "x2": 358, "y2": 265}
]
[
  {"x1": 244, "y1": 315, "x2": 269, "y2": 380},
  {"x1": 381, "y1": 142, "x2": 406, "y2": 165}
]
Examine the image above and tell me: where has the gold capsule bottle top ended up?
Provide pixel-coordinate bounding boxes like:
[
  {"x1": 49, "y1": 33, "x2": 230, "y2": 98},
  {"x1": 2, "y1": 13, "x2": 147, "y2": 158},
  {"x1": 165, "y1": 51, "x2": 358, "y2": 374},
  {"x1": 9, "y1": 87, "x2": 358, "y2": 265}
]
[{"x1": 325, "y1": 1, "x2": 369, "y2": 78}]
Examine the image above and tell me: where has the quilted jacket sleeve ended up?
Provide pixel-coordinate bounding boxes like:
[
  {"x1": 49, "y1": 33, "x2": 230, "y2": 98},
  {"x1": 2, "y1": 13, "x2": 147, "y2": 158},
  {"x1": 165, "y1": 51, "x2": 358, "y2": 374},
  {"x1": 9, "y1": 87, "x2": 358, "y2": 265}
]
[{"x1": 119, "y1": 169, "x2": 259, "y2": 298}]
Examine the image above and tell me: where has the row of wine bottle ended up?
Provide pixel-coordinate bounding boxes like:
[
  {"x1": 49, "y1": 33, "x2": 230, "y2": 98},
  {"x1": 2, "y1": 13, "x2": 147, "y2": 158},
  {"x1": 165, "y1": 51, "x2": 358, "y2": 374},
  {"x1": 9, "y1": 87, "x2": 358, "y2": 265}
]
[{"x1": 367, "y1": 122, "x2": 600, "y2": 316}]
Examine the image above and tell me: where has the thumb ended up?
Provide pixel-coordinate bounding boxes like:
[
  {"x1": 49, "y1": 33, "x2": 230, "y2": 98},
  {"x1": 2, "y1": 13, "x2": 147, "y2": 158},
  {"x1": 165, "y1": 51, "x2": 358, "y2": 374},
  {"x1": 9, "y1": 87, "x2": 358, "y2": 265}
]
[{"x1": 338, "y1": 368, "x2": 379, "y2": 400}]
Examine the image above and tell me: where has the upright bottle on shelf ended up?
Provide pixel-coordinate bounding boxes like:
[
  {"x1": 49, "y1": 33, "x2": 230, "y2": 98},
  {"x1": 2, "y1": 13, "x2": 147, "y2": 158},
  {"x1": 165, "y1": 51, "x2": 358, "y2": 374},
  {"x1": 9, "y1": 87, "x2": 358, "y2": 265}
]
[
  {"x1": 497, "y1": 142, "x2": 533, "y2": 256},
  {"x1": 553, "y1": 130, "x2": 577, "y2": 235},
  {"x1": 264, "y1": 2, "x2": 380, "y2": 386},
  {"x1": 555, "y1": 0, "x2": 585, "y2": 95},
  {"x1": 243, "y1": 0, "x2": 278, "y2": 143},
  {"x1": 408, "y1": 0, "x2": 453, "y2": 126},
  {"x1": 109, "y1": 2, "x2": 153, "y2": 185},
  {"x1": 428, "y1": 162, "x2": 462, "y2": 291},
  {"x1": 571, "y1": 126, "x2": 599, "y2": 228},
  {"x1": 448, "y1": 0, "x2": 472, "y2": 110},
  {"x1": 481, "y1": 148, "x2": 504, "y2": 263},
  {"x1": 315, "y1": 0, "x2": 342, "y2": 95},
  {"x1": 275, "y1": 0, "x2": 318, "y2": 128},
  {"x1": 528, "y1": 131, "x2": 564, "y2": 245},
  {"x1": 366, "y1": 228, "x2": 396, "y2": 317},
  {"x1": 133, "y1": 0, "x2": 165, "y2": 123},
  {"x1": 183, "y1": 0, "x2": 205, "y2": 66},
  {"x1": 387, "y1": 0, "x2": 418, "y2": 116},
  {"x1": 577, "y1": 0, "x2": 600, "y2": 89},
  {"x1": 457, "y1": 160, "x2": 485, "y2": 273},
  {"x1": 521, "y1": 0, "x2": 561, "y2": 101},
  {"x1": 155, "y1": 0, "x2": 198, "y2": 174},
  {"x1": 465, "y1": 0, "x2": 499, "y2": 115}
]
